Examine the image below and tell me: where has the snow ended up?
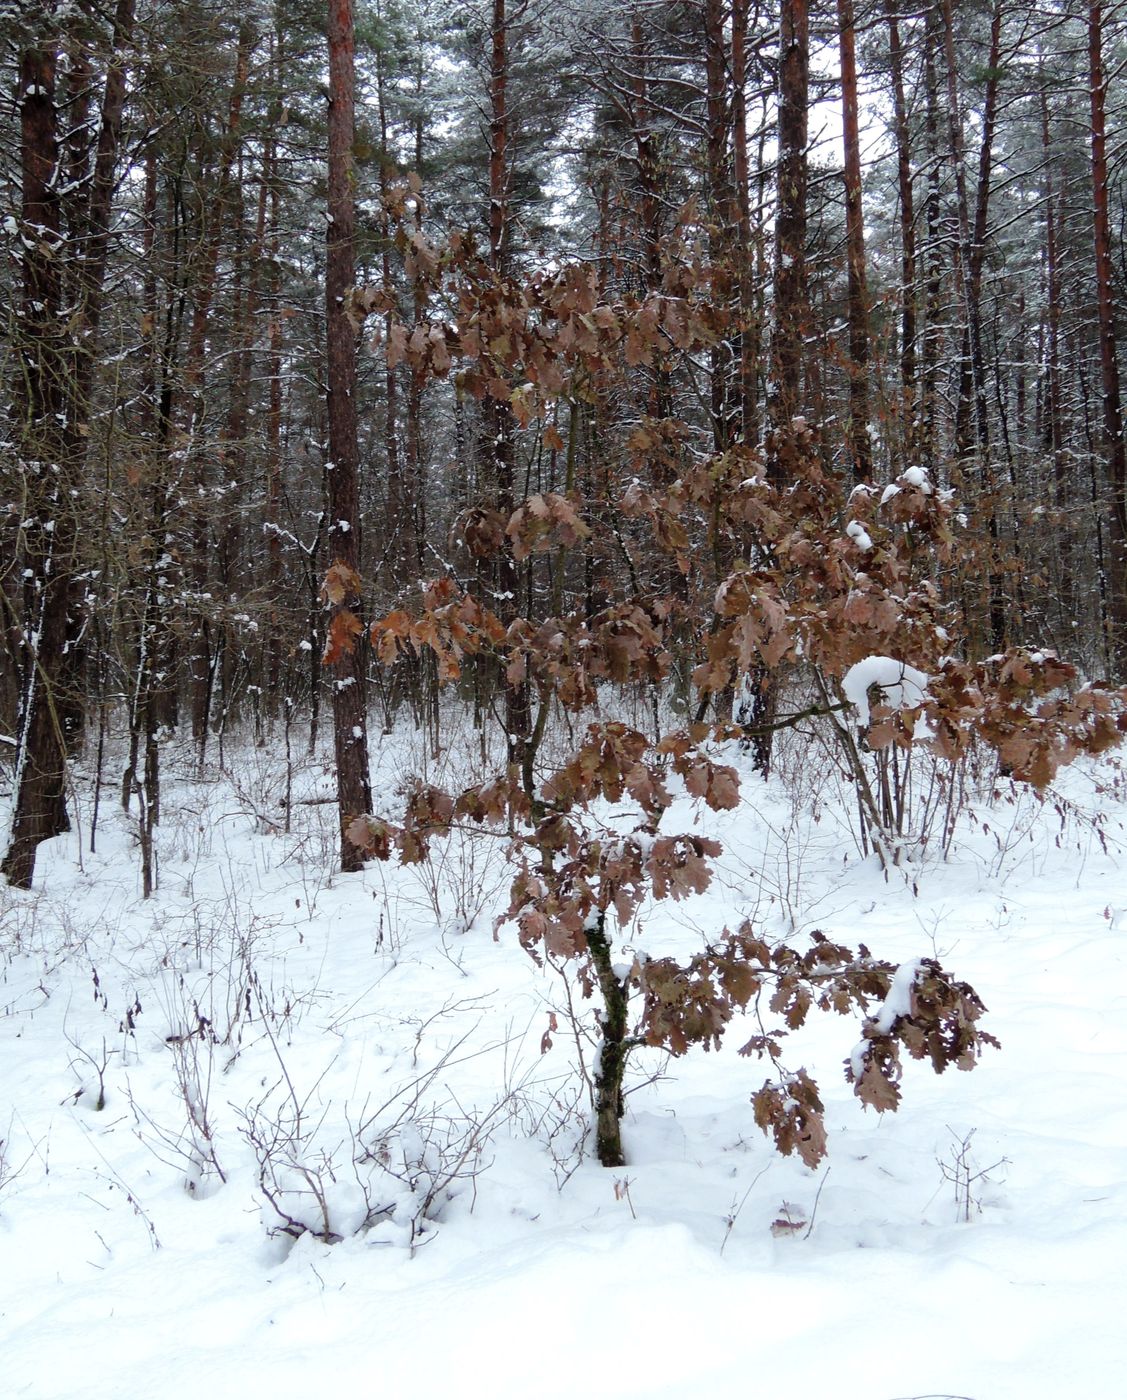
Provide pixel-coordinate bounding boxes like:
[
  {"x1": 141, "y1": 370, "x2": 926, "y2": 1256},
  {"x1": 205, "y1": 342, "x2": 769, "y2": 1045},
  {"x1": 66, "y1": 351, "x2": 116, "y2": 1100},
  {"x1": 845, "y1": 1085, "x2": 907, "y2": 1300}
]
[
  {"x1": 841, "y1": 655, "x2": 930, "y2": 728},
  {"x1": 2, "y1": 722, "x2": 1127, "y2": 1398},
  {"x1": 849, "y1": 957, "x2": 924, "y2": 1079}
]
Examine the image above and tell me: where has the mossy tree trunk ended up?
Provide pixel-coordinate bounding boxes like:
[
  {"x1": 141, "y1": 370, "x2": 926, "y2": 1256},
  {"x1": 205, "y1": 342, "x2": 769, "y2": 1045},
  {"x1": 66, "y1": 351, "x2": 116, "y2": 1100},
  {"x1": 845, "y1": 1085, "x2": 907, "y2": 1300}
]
[{"x1": 587, "y1": 913, "x2": 635, "y2": 1168}]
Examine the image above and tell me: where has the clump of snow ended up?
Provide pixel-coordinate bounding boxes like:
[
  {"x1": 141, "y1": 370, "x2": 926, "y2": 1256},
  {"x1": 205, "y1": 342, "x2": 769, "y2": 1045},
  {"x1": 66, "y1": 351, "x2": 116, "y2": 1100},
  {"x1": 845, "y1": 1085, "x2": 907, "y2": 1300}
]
[
  {"x1": 849, "y1": 957, "x2": 923, "y2": 1080},
  {"x1": 840, "y1": 656, "x2": 930, "y2": 728},
  {"x1": 845, "y1": 520, "x2": 872, "y2": 551},
  {"x1": 901, "y1": 465, "x2": 932, "y2": 493},
  {"x1": 881, "y1": 465, "x2": 933, "y2": 505}
]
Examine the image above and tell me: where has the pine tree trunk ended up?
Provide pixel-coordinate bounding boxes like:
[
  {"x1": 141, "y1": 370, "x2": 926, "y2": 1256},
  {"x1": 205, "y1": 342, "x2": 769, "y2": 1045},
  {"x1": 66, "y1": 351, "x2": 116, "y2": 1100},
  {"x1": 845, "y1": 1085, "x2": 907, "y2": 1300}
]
[
  {"x1": 920, "y1": 6, "x2": 943, "y2": 476},
  {"x1": 326, "y1": 0, "x2": 373, "y2": 868},
  {"x1": 1039, "y1": 77, "x2": 1073, "y2": 629},
  {"x1": 769, "y1": 0, "x2": 809, "y2": 446},
  {"x1": 486, "y1": 0, "x2": 532, "y2": 783},
  {"x1": 182, "y1": 23, "x2": 254, "y2": 751},
  {"x1": 885, "y1": 0, "x2": 917, "y2": 468},
  {"x1": 1088, "y1": 0, "x2": 1127, "y2": 673},
  {"x1": 837, "y1": 0, "x2": 871, "y2": 481},
  {"x1": 2, "y1": 30, "x2": 66, "y2": 889},
  {"x1": 704, "y1": 0, "x2": 734, "y2": 451},
  {"x1": 940, "y1": 0, "x2": 1006, "y2": 649},
  {"x1": 730, "y1": 0, "x2": 755, "y2": 444},
  {"x1": 5, "y1": 2, "x2": 135, "y2": 886}
]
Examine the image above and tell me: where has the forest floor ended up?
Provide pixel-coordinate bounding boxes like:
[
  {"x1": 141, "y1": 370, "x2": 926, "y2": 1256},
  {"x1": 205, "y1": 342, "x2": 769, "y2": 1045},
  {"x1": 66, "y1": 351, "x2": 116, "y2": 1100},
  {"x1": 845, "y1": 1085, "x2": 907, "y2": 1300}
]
[{"x1": 1, "y1": 713, "x2": 1125, "y2": 1399}]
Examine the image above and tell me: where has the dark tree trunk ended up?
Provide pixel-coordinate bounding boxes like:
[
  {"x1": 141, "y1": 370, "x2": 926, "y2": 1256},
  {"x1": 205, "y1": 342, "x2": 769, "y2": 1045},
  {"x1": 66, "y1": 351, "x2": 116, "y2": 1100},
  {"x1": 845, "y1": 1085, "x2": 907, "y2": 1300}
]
[
  {"x1": 3, "y1": 31, "x2": 67, "y2": 889},
  {"x1": 752, "y1": 0, "x2": 810, "y2": 777},
  {"x1": 769, "y1": 0, "x2": 809, "y2": 447},
  {"x1": 704, "y1": 0, "x2": 734, "y2": 451},
  {"x1": 588, "y1": 914, "x2": 631, "y2": 1167},
  {"x1": 938, "y1": 0, "x2": 1006, "y2": 650},
  {"x1": 837, "y1": 0, "x2": 871, "y2": 481},
  {"x1": 730, "y1": 0, "x2": 758, "y2": 444},
  {"x1": 5, "y1": 2, "x2": 135, "y2": 887},
  {"x1": 1039, "y1": 77, "x2": 1073, "y2": 628},
  {"x1": 885, "y1": 0, "x2": 917, "y2": 467},
  {"x1": 486, "y1": 0, "x2": 532, "y2": 784},
  {"x1": 182, "y1": 22, "x2": 254, "y2": 750},
  {"x1": 1089, "y1": 0, "x2": 1127, "y2": 672},
  {"x1": 326, "y1": 0, "x2": 373, "y2": 868},
  {"x1": 264, "y1": 96, "x2": 285, "y2": 712},
  {"x1": 920, "y1": 6, "x2": 943, "y2": 475}
]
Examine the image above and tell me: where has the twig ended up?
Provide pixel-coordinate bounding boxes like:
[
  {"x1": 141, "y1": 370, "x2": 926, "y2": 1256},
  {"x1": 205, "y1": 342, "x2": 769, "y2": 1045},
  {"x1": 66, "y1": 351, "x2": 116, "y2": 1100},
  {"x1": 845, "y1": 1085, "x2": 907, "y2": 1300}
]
[
  {"x1": 803, "y1": 1166, "x2": 830, "y2": 1239},
  {"x1": 720, "y1": 1158, "x2": 772, "y2": 1255}
]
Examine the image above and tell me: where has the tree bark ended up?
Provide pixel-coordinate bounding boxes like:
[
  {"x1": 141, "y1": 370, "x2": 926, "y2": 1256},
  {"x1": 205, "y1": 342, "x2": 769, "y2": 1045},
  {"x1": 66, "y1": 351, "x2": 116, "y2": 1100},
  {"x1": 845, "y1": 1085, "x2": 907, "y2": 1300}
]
[
  {"x1": 704, "y1": 0, "x2": 734, "y2": 450},
  {"x1": 588, "y1": 914, "x2": 631, "y2": 1167},
  {"x1": 769, "y1": 0, "x2": 809, "y2": 450},
  {"x1": 3, "y1": 28, "x2": 66, "y2": 889},
  {"x1": 1088, "y1": 0, "x2": 1127, "y2": 673},
  {"x1": 837, "y1": 0, "x2": 871, "y2": 481},
  {"x1": 485, "y1": 0, "x2": 532, "y2": 785},
  {"x1": 920, "y1": 5, "x2": 943, "y2": 476},
  {"x1": 941, "y1": 0, "x2": 1006, "y2": 650},
  {"x1": 884, "y1": 0, "x2": 916, "y2": 467},
  {"x1": 326, "y1": 0, "x2": 373, "y2": 868},
  {"x1": 730, "y1": 0, "x2": 758, "y2": 444},
  {"x1": 181, "y1": 22, "x2": 254, "y2": 749},
  {"x1": 4, "y1": 1, "x2": 136, "y2": 887},
  {"x1": 1039, "y1": 74, "x2": 1073, "y2": 628}
]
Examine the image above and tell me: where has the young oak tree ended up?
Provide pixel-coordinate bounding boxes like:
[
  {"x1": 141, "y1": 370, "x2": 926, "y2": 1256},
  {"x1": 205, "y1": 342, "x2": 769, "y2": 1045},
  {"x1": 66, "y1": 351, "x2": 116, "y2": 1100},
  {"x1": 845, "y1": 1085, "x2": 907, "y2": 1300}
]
[{"x1": 340, "y1": 203, "x2": 1125, "y2": 1166}]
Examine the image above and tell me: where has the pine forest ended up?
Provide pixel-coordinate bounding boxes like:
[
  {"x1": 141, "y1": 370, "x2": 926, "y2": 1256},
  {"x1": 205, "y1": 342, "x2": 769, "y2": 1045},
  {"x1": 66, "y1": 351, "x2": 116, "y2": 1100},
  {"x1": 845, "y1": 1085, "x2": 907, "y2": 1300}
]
[{"x1": 2, "y1": 4, "x2": 1127, "y2": 1394}]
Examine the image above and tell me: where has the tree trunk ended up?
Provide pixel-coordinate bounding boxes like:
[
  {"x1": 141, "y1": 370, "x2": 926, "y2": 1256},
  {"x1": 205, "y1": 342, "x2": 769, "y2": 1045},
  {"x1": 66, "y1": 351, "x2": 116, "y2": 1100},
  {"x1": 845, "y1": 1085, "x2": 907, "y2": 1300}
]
[
  {"x1": 486, "y1": 0, "x2": 532, "y2": 784},
  {"x1": 753, "y1": 0, "x2": 810, "y2": 776},
  {"x1": 939, "y1": 0, "x2": 1006, "y2": 650},
  {"x1": 837, "y1": 0, "x2": 871, "y2": 481},
  {"x1": 1088, "y1": 0, "x2": 1127, "y2": 673},
  {"x1": 920, "y1": 5, "x2": 943, "y2": 475},
  {"x1": 1039, "y1": 75, "x2": 1073, "y2": 629},
  {"x1": 884, "y1": 0, "x2": 916, "y2": 468},
  {"x1": 704, "y1": 0, "x2": 734, "y2": 451},
  {"x1": 326, "y1": 0, "x2": 373, "y2": 868},
  {"x1": 730, "y1": 0, "x2": 757, "y2": 444},
  {"x1": 4, "y1": 2, "x2": 135, "y2": 887},
  {"x1": 3, "y1": 29, "x2": 66, "y2": 889},
  {"x1": 588, "y1": 914, "x2": 631, "y2": 1167},
  {"x1": 769, "y1": 0, "x2": 809, "y2": 446},
  {"x1": 264, "y1": 78, "x2": 285, "y2": 713},
  {"x1": 182, "y1": 22, "x2": 254, "y2": 750}
]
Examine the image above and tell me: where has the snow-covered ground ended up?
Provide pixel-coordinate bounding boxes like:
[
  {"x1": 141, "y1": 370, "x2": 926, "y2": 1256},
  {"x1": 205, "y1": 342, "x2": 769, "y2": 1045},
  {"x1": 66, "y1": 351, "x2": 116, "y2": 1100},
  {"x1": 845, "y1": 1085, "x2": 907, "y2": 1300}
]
[{"x1": 2, "y1": 718, "x2": 1125, "y2": 1399}]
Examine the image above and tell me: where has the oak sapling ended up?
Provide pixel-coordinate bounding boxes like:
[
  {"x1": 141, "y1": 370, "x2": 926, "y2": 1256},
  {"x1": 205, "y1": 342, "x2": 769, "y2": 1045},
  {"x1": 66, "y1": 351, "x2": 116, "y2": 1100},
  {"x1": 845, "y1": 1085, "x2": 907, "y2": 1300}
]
[
  {"x1": 348, "y1": 722, "x2": 999, "y2": 1168},
  {"x1": 339, "y1": 202, "x2": 1127, "y2": 1167}
]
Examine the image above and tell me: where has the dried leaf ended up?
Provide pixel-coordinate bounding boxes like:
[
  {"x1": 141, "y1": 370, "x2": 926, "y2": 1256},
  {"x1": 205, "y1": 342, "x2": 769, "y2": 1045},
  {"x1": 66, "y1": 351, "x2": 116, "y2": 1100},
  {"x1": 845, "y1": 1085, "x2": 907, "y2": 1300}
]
[{"x1": 323, "y1": 608, "x2": 363, "y2": 665}]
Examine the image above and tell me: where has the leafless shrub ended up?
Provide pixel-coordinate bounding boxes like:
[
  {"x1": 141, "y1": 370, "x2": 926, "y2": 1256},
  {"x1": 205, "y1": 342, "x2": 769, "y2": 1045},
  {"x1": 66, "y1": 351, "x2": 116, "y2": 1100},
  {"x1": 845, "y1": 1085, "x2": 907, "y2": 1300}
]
[
  {"x1": 236, "y1": 1026, "x2": 517, "y2": 1251},
  {"x1": 0, "y1": 1116, "x2": 37, "y2": 1208},
  {"x1": 509, "y1": 1071, "x2": 590, "y2": 1189},
  {"x1": 155, "y1": 901, "x2": 312, "y2": 1052},
  {"x1": 129, "y1": 1034, "x2": 227, "y2": 1197},
  {"x1": 936, "y1": 1128, "x2": 1009, "y2": 1223},
  {"x1": 62, "y1": 1025, "x2": 112, "y2": 1112},
  {"x1": 409, "y1": 826, "x2": 509, "y2": 937}
]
